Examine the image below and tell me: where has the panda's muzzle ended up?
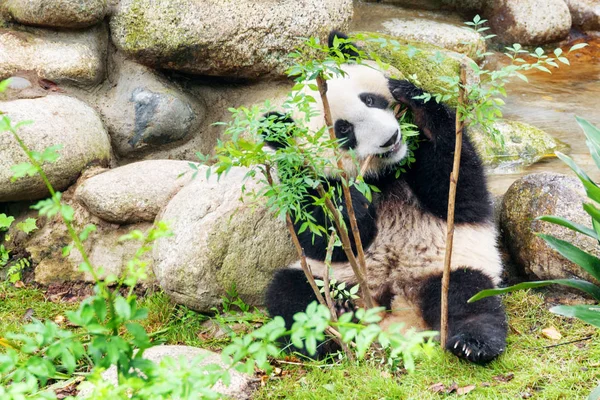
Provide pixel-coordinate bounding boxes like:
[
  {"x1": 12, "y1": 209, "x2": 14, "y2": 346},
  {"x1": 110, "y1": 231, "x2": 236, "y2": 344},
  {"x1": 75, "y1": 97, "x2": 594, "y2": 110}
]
[{"x1": 380, "y1": 130, "x2": 399, "y2": 148}]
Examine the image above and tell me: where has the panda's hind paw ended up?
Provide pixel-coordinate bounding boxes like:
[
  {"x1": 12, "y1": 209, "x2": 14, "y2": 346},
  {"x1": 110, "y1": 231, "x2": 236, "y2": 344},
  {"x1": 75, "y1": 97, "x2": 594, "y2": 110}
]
[
  {"x1": 334, "y1": 298, "x2": 358, "y2": 319},
  {"x1": 446, "y1": 333, "x2": 505, "y2": 365}
]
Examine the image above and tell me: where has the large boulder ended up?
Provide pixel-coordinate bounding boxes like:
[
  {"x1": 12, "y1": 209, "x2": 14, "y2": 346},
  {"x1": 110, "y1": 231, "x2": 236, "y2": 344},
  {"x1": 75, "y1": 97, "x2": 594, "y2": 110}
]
[
  {"x1": 469, "y1": 119, "x2": 566, "y2": 172},
  {"x1": 501, "y1": 173, "x2": 600, "y2": 282},
  {"x1": 488, "y1": 0, "x2": 571, "y2": 46},
  {"x1": 564, "y1": 0, "x2": 600, "y2": 31},
  {"x1": 0, "y1": 24, "x2": 107, "y2": 86},
  {"x1": 358, "y1": 32, "x2": 478, "y2": 107},
  {"x1": 79, "y1": 346, "x2": 256, "y2": 400},
  {"x1": 97, "y1": 59, "x2": 205, "y2": 156},
  {"x1": 110, "y1": 0, "x2": 353, "y2": 78},
  {"x1": 1, "y1": 0, "x2": 107, "y2": 29},
  {"x1": 0, "y1": 95, "x2": 111, "y2": 202},
  {"x1": 76, "y1": 160, "x2": 194, "y2": 224},
  {"x1": 352, "y1": 3, "x2": 485, "y2": 60},
  {"x1": 153, "y1": 167, "x2": 297, "y2": 312}
]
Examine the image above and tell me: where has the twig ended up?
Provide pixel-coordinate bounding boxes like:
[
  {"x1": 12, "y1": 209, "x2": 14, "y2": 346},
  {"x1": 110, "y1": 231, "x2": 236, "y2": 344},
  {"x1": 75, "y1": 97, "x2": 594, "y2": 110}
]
[
  {"x1": 323, "y1": 232, "x2": 338, "y2": 320},
  {"x1": 440, "y1": 65, "x2": 467, "y2": 349},
  {"x1": 359, "y1": 154, "x2": 373, "y2": 177},
  {"x1": 316, "y1": 75, "x2": 375, "y2": 309},
  {"x1": 542, "y1": 335, "x2": 592, "y2": 349}
]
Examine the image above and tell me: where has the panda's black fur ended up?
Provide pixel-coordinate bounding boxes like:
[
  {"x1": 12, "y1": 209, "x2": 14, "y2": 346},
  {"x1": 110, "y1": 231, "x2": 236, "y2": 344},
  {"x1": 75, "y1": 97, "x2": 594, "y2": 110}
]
[{"x1": 264, "y1": 32, "x2": 507, "y2": 364}]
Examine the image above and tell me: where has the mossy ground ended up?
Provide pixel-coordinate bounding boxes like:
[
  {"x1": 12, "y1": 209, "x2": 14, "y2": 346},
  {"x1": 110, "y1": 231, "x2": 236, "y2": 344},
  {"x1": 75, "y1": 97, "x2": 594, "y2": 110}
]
[{"x1": 1, "y1": 284, "x2": 598, "y2": 399}]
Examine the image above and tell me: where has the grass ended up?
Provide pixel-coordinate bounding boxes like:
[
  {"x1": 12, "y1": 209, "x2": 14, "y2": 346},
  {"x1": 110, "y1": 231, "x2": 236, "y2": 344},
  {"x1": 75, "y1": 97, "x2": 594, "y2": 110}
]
[{"x1": 1, "y1": 284, "x2": 599, "y2": 399}]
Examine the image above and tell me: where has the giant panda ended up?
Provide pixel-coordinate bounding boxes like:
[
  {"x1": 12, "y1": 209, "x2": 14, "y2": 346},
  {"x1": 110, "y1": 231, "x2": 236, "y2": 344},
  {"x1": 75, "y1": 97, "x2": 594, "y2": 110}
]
[{"x1": 263, "y1": 32, "x2": 507, "y2": 364}]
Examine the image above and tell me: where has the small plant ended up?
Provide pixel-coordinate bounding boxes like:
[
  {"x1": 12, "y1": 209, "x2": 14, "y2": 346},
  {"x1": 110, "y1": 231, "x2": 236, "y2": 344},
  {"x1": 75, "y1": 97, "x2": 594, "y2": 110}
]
[{"x1": 0, "y1": 213, "x2": 37, "y2": 283}]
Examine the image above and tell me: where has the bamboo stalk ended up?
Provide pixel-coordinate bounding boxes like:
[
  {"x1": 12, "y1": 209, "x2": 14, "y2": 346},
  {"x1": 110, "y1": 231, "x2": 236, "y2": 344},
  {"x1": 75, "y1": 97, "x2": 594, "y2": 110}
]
[
  {"x1": 323, "y1": 232, "x2": 338, "y2": 319},
  {"x1": 316, "y1": 75, "x2": 375, "y2": 309},
  {"x1": 440, "y1": 65, "x2": 467, "y2": 348}
]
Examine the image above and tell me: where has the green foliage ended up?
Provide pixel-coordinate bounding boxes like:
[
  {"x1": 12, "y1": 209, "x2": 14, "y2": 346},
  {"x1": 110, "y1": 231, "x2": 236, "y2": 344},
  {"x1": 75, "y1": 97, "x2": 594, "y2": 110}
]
[
  {"x1": 470, "y1": 117, "x2": 600, "y2": 332},
  {"x1": 0, "y1": 213, "x2": 36, "y2": 283}
]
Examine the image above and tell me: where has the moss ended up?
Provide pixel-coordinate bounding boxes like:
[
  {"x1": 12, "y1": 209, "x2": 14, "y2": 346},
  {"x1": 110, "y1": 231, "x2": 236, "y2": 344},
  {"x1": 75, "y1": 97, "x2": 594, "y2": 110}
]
[
  {"x1": 357, "y1": 32, "x2": 470, "y2": 107},
  {"x1": 469, "y1": 120, "x2": 568, "y2": 171}
]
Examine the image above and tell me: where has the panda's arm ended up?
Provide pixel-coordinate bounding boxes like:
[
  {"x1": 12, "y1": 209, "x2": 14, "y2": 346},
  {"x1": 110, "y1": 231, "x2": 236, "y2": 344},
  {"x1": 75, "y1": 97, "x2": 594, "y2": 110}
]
[
  {"x1": 259, "y1": 112, "x2": 378, "y2": 261},
  {"x1": 388, "y1": 79, "x2": 492, "y2": 224}
]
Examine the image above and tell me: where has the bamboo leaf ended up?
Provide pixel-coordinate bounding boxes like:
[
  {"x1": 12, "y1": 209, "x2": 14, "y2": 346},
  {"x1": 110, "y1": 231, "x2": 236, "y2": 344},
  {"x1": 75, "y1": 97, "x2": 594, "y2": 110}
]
[
  {"x1": 538, "y1": 233, "x2": 600, "y2": 281},
  {"x1": 550, "y1": 304, "x2": 600, "y2": 328},
  {"x1": 556, "y1": 152, "x2": 600, "y2": 203},
  {"x1": 469, "y1": 279, "x2": 600, "y2": 303},
  {"x1": 536, "y1": 215, "x2": 598, "y2": 240}
]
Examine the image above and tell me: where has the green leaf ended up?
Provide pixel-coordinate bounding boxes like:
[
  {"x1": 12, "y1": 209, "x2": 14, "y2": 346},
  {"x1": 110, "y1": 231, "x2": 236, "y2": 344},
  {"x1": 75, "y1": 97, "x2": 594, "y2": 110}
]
[
  {"x1": 538, "y1": 233, "x2": 600, "y2": 281},
  {"x1": 114, "y1": 296, "x2": 132, "y2": 320},
  {"x1": 556, "y1": 152, "x2": 600, "y2": 203},
  {"x1": 576, "y1": 116, "x2": 600, "y2": 170},
  {"x1": 0, "y1": 214, "x2": 15, "y2": 230},
  {"x1": 536, "y1": 215, "x2": 598, "y2": 240},
  {"x1": 550, "y1": 304, "x2": 600, "y2": 328},
  {"x1": 16, "y1": 217, "x2": 37, "y2": 234},
  {"x1": 569, "y1": 43, "x2": 589, "y2": 52},
  {"x1": 10, "y1": 162, "x2": 38, "y2": 181},
  {"x1": 469, "y1": 279, "x2": 600, "y2": 302},
  {"x1": 0, "y1": 78, "x2": 11, "y2": 93}
]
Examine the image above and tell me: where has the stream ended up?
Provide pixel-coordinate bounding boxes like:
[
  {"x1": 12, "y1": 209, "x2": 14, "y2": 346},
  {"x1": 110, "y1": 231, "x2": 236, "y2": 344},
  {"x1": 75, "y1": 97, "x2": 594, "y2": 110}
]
[{"x1": 351, "y1": 2, "x2": 600, "y2": 195}]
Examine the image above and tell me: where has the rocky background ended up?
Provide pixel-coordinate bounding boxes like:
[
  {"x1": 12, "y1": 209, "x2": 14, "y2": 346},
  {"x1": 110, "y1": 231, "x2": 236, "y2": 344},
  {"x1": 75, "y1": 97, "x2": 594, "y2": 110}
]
[{"x1": 1, "y1": 0, "x2": 598, "y2": 312}]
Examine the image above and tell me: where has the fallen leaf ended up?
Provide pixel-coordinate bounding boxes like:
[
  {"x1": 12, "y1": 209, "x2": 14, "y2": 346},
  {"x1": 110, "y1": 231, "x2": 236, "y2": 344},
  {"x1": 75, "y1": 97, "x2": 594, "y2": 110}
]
[
  {"x1": 14, "y1": 281, "x2": 24, "y2": 288},
  {"x1": 457, "y1": 385, "x2": 476, "y2": 395},
  {"x1": 481, "y1": 382, "x2": 491, "y2": 387},
  {"x1": 54, "y1": 315, "x2": 66, "y2": 324},
  {"x1": 447, "y1": 382, "x2": 459, "y2": 394},
  {"x1": 22, "y1": 308, "x2": 34, "y2": 321},
  {"x1": 38, "y1": 79, "x2": 63, "y2": 92},
  {"x1": 542, "y1": 326, "x2": 562, "y2": 340},
  {"x1": 428, "y1": 382, "x2": 445, "y2": 393},
  {"x1": 380, "y1": 370, "x2": 391, "y2": 379},
  {"x1": 521, "y1": 391, "x2": 532, "y2": 399},
  {"x1": 493, "y1": 373, "x2": 515, "y2": 383}
]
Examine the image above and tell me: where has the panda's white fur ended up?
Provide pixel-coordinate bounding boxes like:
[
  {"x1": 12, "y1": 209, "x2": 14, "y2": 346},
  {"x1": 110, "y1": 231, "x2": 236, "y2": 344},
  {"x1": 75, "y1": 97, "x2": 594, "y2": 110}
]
[{"x1": 265, "y1": 44, "x2": 507, "y2": 364}]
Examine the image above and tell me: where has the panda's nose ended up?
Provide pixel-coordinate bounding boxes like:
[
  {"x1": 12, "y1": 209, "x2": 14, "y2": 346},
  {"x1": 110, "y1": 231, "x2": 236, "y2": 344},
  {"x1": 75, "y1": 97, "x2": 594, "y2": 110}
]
[{"x1": 380, "y1": 130, "x2": 399, "y2": 148}]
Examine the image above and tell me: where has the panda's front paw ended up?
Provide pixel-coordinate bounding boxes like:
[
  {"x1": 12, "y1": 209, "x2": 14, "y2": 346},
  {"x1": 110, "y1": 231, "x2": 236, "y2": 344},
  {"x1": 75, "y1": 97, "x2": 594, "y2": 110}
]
[
  {"x1": 388, "y1": 79, "x2": 423, "y2": 106},
  {"x1": 446, "y1": 332, "x2": 505, "y2": 364}
]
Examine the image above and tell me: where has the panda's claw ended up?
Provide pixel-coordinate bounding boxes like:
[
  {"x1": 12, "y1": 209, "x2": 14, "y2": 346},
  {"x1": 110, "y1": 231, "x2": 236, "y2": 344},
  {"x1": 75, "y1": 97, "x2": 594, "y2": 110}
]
[{"x1": 446, "y1": 332, "x2": 505, "y2": 365}]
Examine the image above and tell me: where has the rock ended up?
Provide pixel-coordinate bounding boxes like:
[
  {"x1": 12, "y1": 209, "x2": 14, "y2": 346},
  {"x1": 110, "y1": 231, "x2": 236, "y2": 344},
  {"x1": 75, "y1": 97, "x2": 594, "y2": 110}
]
[
  {"x1": 78, "y1": 346, "x2": 256, "y2": 399},
  {"x1": 0, "y1": 24, "x2": 107, "y2": 86},
  {"x1": 0, "y1": 95, "x2": 111, "y2": 202},
  {"x1": 488, "y1": 0, "x2": 571, "y2": 46},
  {"x1": 97, "y1": 59, "x2": 204, "y2": 156},
  {"x1": 76, "y1": 160, "x2": 194, "y2": 224},
  {"x1": 1, "y1": 0, "x2": 107, "y2": 29},
  {"x1": 5, "y1": 77, "x2": 31, "y2": 90},
  {"x1": 352, "y1": 3, "x2": 486, "y2": 60},
  {"x1": 123, "y1": 80, "x2": 291, "y2": 162},
  {"x1": 358, "y1": 32, "x2": 478, "y2": 107},
  {"x1": 380, "y1": 19, "x2": 485, "y2": 61},
  {"x1": 153, "y1": 166, "x2": 297, "y2": 312},
  {"x1": 564, "y1": 0, "x2": 600, "y2": 31},
  {"x1": 5, "y1": 179, "x2": 154, "y2": 285},
  {"x1": 110, "y1": 0, "x2": 353, "y2": 78},
  {"x1": 501, "y1": 172, "x2": 600, "y2": 282},
  {"x1": 469, "y1": 120, "x2": 567, "y2": 172}
]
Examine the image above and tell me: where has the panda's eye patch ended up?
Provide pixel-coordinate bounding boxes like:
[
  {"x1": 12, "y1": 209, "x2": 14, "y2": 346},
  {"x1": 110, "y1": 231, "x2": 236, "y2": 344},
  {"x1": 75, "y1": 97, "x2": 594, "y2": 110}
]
[
  {"x1": 334, "y1": 119, "x2": 357, "y2": 149},
  {"x1": 359, "y1": 93, "x2": 389, "y2": 109}
]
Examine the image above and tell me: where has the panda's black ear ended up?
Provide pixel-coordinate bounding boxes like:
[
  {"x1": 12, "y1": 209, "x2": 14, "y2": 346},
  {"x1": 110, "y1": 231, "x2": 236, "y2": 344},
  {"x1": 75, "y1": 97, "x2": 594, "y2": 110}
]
[
  {"x1": 328, "y1": 30, "x2": 360, "y2": 59},
  {"x1": 259, "y1": 112, "x2": 296, "y2": 149}
]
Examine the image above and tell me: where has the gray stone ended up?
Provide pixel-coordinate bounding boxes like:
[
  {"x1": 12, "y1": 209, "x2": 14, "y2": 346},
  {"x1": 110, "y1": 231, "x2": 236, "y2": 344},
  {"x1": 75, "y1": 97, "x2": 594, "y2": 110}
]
[
  {"x1": 6, "y1": 76, "x2": 31, "y2": 90},
  {"x1": 2, "y1": 0, "x2": 107, "y2": 29},
  {"x1": 501, "y1": 173, "x2": 600, "y2": 283},
  {"x1": 110, "y1": 0, "x2": 353, "y2": 78},
  {"x1": 565, "y1": 0, "x2": 600, "y2": 31},
  {"x1": 97, "y1": 59, "x2": 204, "y2": 156},
  {"x1": 352, "y1": 3, "x2": 486, "y2": 60},
  {"x1": 0, "y1": 95, "x2": 111, "y2": 202},
  {"x1": 153, "y1": 166, "x2": 297, "y2": 312},
  {"x1": 78, "y1": 345, "x2": 256, "y2": 399},
  {"x1": 98, "y1": 58, "x2": 205, "y2": 156},
  {"x1": 469, "y1": 119, "x2": 567, "y2": 172},
  {"x1": 76, "y1": 160, "x2": 194, "y2": 224},
  {"x1": 488, "y1": 0, "x2": 571, "y2": 45},
  {"x1": 0, "y1": 24, "x2": 107, "y2": 86}
]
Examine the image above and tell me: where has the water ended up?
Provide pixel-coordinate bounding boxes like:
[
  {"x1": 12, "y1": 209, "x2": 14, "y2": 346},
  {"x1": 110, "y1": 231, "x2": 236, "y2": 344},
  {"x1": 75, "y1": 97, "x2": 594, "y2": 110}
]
[{"x1": 351, "y1": 2, "x2": 600, "y2": 195}]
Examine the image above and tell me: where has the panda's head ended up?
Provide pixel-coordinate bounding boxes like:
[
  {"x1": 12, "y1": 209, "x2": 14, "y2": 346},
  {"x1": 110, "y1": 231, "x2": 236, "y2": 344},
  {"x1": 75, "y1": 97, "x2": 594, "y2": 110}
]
[
  {"x1": 262, "y1": 32, "x2": 407, "y2": 177},
  {"x1": 326, "y1": 63, "x2": 406, "y2": 171}
]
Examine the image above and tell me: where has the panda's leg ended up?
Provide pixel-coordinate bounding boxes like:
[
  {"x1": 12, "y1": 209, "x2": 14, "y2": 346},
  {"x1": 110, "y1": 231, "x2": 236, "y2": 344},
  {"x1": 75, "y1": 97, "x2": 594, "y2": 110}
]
[
  {"x1": 417, "y1": 268, "x2": 507, "y2": 364},
  {"x1": 265, "y1": 268, "x2": 343, "y2": 358}
]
